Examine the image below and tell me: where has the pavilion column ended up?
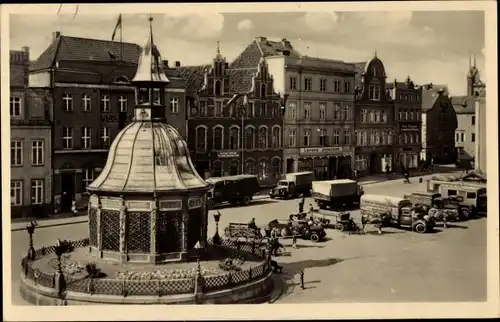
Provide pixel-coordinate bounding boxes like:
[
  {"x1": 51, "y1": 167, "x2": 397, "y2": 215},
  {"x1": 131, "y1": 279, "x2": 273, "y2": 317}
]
[
  {"x1": 119, "y1": 198, "x2": 127, "y2": 262},
  {"x1": 96, "y1": 196, "x2": 102, "y2": 252},
  {"x1": 150, "y1": 196, "x2": 158, "y2": 261},
  {"x1": 201, "y1": 195, "x2": 208, "y2": 248},
  {"x1": 181, "y1": 195, "x2": 190, "y2": 259}
]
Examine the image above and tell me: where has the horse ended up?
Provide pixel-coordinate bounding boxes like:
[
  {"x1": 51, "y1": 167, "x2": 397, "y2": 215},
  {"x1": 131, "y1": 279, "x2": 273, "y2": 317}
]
[
  {"x1": 361, "y1": 212, "x2": 391, "y2": 235},
  {"x1": 266, "y1": 237, "x2": 286, "y2": 256}
]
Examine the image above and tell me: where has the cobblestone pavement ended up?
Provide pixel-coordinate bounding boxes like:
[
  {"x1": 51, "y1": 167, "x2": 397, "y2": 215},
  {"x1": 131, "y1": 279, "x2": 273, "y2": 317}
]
[{"x1": 10, "y1": 171, "x2": 486, "y2": 304}]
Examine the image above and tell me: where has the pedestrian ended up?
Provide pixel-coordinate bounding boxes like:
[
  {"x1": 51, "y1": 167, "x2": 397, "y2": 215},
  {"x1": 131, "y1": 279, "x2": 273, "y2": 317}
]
[
  {"x1": 298, "y1": 197, "x2": 305, "y2": 213},
  {"x1": 292, "y1": 235, "x2": 298, "y2": 249},
  {"x1": 71, "y1": 199, "x2": 78, "y2": 215},
  {"x1": 385, "y1": 163, "x2": 391, "y2": 179}
]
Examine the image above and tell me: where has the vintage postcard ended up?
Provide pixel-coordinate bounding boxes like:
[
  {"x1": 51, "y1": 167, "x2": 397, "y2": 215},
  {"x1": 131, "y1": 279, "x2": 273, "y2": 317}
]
[{"x1": 2, "y1": 1, "x2": 498, "y2": 321}]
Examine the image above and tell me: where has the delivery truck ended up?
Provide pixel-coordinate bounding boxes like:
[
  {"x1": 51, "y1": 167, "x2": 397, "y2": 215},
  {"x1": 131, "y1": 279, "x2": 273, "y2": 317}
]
[
  {"x1": 312, "y1": 179, "x2": 364, "y2": 210},
  {"x1": 269, "y1": 171, "x2": 315, "y2": 200}
]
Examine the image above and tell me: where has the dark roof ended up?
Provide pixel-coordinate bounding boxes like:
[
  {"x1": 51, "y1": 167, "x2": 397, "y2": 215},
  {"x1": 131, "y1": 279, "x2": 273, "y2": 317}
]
[
  {"x1": 30, "y1": 35, "x2": 142, "y2": 72},
  {"x1": 421, "y1": 84, "x2": 449, "y2": 111},
  {"x1": 282, "y1": 56, "x2": 355, "y2": 73},
  {"x1": 451, "y1": 95, "x2": 475, "y2": 114},
  {"x1": 176, "y1": 65, "x2": 211, "y2": 95},
  {"x1": 230, "y1": 37, "x2": 302, "y2": 69},
  {"x1": 228, "y1": 68, "x2": 256, "y2": 93}
]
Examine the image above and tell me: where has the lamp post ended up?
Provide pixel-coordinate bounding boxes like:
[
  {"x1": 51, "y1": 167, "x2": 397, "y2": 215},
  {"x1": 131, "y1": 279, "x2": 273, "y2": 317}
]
[
  {"x1": 26, "y1": 220, "x2": 37, "y2": 260},
  {"x1": 212, "y1": 210, "x2": 222, "y2": 245}
]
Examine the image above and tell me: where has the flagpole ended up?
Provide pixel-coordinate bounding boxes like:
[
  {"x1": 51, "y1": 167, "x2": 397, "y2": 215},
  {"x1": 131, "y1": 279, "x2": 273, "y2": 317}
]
[{"x1": 120, "y1": 14, "x2": 123, "y2": 61}]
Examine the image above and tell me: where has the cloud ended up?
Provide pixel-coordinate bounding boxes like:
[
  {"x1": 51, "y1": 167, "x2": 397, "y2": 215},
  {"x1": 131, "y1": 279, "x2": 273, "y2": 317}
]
[
  {"x1": 237, "y1": 19, "x2": 253, "y2": 31},
  {"x1": 160, "y1": 12, "x2": 224, "y2": 40},
  {"x1": 299, "y1": 12, "x2": 339, "y2": 33},
  {"x1": 353, "y1": 11, "x2": 412, "y2": 27}
]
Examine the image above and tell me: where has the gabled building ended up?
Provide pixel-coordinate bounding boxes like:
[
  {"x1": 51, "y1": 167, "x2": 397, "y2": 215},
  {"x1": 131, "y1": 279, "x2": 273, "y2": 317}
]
[
  {"x1": 420, "y1": 84, "x2": 457, "y2": 164},
  {"x1": 10, "y1": 47, "x2": 52, "y2": 218},
  {"x1": 179, "y1": 43, "x2": 283, "y2": 186},
  {"x1": 387, "y1": 76, "x2": 423, "y2": 170},
  {"x1": 353, "y1": 54, "x2": 395, "y2": 175},
  {"x1": 29, "y1": 32, "x2": 187, "y2": 214}
]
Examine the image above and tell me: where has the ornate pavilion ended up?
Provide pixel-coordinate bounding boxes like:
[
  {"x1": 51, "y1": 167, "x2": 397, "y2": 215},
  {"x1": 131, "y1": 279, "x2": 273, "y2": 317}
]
[{"x1": 86, "y1": 17, "x2": 211, "y2": 264}]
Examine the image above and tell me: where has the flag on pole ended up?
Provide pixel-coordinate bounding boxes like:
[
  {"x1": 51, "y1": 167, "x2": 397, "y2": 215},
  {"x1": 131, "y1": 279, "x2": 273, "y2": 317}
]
[{"x1": 111, "y1": 14, "x2": 122, "y2": 41}]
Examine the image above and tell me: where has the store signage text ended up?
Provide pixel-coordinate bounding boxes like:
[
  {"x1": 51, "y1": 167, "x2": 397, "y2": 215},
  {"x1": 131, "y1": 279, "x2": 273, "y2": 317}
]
[
  {"x1": 400, "y1": 124, "x2": 419, "y2": 130},
  {"x1": 217, "y1": 151, "x2": 240, "y2": 158},
  {"x1": 101, "y1": 114, "x2": 134, "y2": 123},
  {"x1": 300, "y1": 147, "x2": 343, "y2": 155}
]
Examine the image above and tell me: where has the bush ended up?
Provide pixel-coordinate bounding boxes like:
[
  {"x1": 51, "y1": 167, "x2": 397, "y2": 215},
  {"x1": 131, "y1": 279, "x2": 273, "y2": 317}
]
[{"x1": 85, "y1": 262, "x2": 104, "y2": 278}]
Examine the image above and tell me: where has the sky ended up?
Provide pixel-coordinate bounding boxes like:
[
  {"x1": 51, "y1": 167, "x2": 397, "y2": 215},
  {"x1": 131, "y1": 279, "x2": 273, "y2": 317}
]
[{"x1": 9, "y1": 7, "x2": 486, "y2": 96}]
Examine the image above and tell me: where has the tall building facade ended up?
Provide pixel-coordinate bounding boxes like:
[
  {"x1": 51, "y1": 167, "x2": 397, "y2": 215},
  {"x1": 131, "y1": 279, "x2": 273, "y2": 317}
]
[
  {"x1": 475, "y1": 97, "x2": 486, "y2": 173},
  {"x1": 179, "y1": 45, "x2": 283, "y2": 186},
  {"x1": 28, "y1": 32, "x2": 187, "y2": 213},
  {"x1": 352, "y1": 55, "x2": 395, "y2": 175},
  {"x1": 420, "y1": 84, "x2": 457, "y2": 164},
  {"x1": 10, "y1": 47, "x2": 52, "y2": 218},
  {"x1": 388, "y1": 76, "x2": 423, "y2": 170}
]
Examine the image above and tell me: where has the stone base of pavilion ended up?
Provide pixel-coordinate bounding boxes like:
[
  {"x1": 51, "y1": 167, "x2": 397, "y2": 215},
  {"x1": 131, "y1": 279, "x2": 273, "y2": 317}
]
[{"x1": 19, "y1": 238, "x2": 274, "y2": 305}]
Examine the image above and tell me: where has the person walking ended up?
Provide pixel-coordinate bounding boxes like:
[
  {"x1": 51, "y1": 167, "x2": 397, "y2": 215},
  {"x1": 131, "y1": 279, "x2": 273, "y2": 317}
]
[
  {"x1": 71, "y1": 199, "x2": 78, "y2": 216},
  {"x1": 292, "y1": 235, "x2": 298, "y2": 249},
  {"x1": 298, "y1": 197, "x2": 305, "y2": 213}
]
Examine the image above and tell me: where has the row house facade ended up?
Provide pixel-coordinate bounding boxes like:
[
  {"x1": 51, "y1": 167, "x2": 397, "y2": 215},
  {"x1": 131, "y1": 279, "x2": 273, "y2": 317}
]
[
  {"x1": 353, "y1": 55, "x2": 396, "y2": 175},
  {"x1": 388, "y1": 76, "x2": 423, "y2": 170},
  {"x1": 10, "y1": 47, "x2": 53, "y2": 218},
  {"x1": 179, "y1": 45, "x2": 283, "y2": 186},
  {"x1": 28, "y1": 32, "x2": 187, "y2": 214},
  {"x1": 232, "y1": 36, "x2": 356, "y2": 179}
]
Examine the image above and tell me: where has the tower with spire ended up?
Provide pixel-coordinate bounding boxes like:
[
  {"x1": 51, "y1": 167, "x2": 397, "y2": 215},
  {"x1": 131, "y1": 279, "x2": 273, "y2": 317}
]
[{"x1": 467, "y1": 52, "x2": 486, "y2": 97}]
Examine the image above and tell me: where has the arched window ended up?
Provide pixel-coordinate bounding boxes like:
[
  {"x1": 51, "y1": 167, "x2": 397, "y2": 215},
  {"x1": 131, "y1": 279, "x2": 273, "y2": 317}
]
[
  {"x1": 114, "y1": 75, "x2": 130, "y2": 84},
  {"x1": 387, "y1": 131, "x2": 393, "y2": 145},
  {"x1": 258, "y1": 126, "x2": 268, "y2": 149},
  {"x1": 215, "y1": 80, "x2": 222, "y2": 96},
  {"x1": 260, "y1": 84, "x2": 266, "y2": 97},
  {"x1": 271, "y1": 158, "x2": 281, "y2": 178},
  {"x1": 213, "y1": 160, "x2": 223, "y2": 177},
  {"x1": 272, "y1": 126, "x2": 281, "y2": 148},
  {"x1": 213, "y1": 126, "x2": 223, "y2": 150},
  {"x1": 195, "y1": 126, "x2": 207, "y2": 151},
  {"x1": 245, "y1": 126, "x2": 256, "y2": 149},
  {"x1": 229, "y1": 126, "x2": 239, "y2": 150},
  {"x1": 229, "y1": 160, "x2": 239, "y2": 175},
  {"x1": 259, "y1": 159, "x2": 268, "y2": 180},
  {"x1": 244, "y1": 159, "x2": 255, "y2": 175}
]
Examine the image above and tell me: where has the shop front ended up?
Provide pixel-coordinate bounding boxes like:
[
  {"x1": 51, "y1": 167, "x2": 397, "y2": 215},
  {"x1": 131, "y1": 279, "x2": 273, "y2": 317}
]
[
  {"x1": 355, "y1": 146, "x2": 394, "y2": 176},
  {"x1": 297, "y1": 146, "x2": 354, "y2": 180}
]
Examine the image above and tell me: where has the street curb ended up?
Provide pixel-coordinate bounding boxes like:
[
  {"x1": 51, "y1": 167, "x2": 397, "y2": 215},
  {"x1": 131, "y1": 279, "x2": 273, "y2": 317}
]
[
  {"x1": 11, "y1": 219, "x2": 88, "y2": 232},
  {"x1": 267, "y1": 274, "x2": 285, "y2": 304}
]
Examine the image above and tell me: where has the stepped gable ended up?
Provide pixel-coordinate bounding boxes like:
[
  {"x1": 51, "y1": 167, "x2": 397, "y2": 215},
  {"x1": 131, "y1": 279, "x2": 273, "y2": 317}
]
[{"x1": 30, "y1": 35, "x2": 142, "y2": 72}]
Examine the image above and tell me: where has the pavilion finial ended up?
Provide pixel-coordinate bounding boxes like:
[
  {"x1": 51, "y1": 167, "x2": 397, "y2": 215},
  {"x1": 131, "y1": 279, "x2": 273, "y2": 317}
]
[
  {"x1": 374, "y1": 48, "x2": 377, "y2": 58},
  {"x1": 216, "y1": 40, "x2": 220, "y2": 55}
]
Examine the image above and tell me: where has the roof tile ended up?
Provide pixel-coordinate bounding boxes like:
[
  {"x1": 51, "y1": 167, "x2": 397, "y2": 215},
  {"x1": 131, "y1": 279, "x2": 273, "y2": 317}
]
[{"x1": 176, "y1": 65, "x2": 211, "y2": 95}]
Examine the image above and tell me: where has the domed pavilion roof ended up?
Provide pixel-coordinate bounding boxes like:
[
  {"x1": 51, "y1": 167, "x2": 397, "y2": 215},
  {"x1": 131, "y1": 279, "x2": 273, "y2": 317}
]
[{"x1": 87, "y1": 16, "x2": 209, "y2": 194}]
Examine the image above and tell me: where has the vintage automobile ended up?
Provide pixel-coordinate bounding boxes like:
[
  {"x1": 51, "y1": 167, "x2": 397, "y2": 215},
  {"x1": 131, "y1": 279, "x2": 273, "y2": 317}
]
[
  {"x1": 206, "y1": 175, "x2": 261, "y2": 209},
  {"x1": 264, "y1": 219, "x2": 326, "y2": 242}
]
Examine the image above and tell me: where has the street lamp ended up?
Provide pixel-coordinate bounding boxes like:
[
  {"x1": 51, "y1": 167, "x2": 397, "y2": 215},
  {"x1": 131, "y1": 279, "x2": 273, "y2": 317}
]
[
  {"x1": 213, "y1": 210, "x2": 222, "y2": 245},
  {"x1": 26, "y1": 220, "x2": 37, "y2": 260}
]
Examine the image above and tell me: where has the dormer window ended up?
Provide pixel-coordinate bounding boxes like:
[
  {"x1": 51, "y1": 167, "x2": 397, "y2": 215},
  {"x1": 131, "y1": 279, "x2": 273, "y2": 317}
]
[
  {"x1": 372, "y1": 67, "x2": 377, "y2": 77},
  {"x1": 261, "y1": 84, "x2": 266, "y2": 98},
  {"x1": 368, "y1": 85, "x2": 380, "y2": 101},
  {"x1": 215, "y1": 80, "x2": 222, "y2": 96},
  {"x1": 114, "y1": 76, "x2": 130, "y2": 84}
]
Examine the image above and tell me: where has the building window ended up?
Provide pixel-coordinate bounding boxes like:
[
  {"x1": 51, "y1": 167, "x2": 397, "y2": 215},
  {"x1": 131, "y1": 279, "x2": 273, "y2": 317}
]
[
  {"x1": 101, "y1": 95, "x2": 110, "y2": 112},
  {"x1": 272, "y1": 126, "x2": 281, "y2": 148},
  {"x1": 82, "y1": 169, "x2": 94, "y2": 189},
  {"x1": 213, "y1": 126, "x2": 223, "y2": 150},
  {"x1": 31, "y1": 179, "x2": 44, "y2": 205},
  {"x1": 82, "y1": 94, "x2": 91, "y2": 111},
  {"x1": 375, "y1": 110, "x2": 381, "y2": 123},
  {"x1": 229, "y1": 126, "x2": 240, "y2": 150},
  {"x1": 333, "y1": 80, "x2": 341, "y2": 93},
  {"x1": 289, "y1": 76, "x2": 297, "y2": 90},
  {"x1": 199, "y1": 101, "x2": 207, "y2": 116},
  {"x1": 11, "y1": 181, "x2": 23, "y2": 206},
  {"x1": 344, "y1": 81, "x2": 351, "y2": 93},
  {"x1": 343, "y1": 105, "x2": 350, "y2": 120},
  {"x1": 31, "y1": 140, "x2": 44, "y2": 166},
  {"x1": 461, "y1": 132, "x2": 465, "y2": 142},
  {"x1": 260, "y1": 84, "x2": 266, "y2": 97},
  {"x1": 260, "y1": 103, "x2": 267, "y2": 117},
  {"x1": 368, "y1": 85, "x2": 380, "y2": 100},
  {"x1": 472, "y1": 116, "x2": 476, "y2": 126},
  {"x1": 361, "y1": 109, "x2": 367, "y2": 123},
  {"x1": 248, "y1": 102, "x2": 255, "y2": 117},
  {"x1": 382, "y1": 111, "x2": 388, "y2": 123},
  {"x1": 355, "y1": 156, "x2": 368, "y2": 171},
  {"x1": 63, "y1": 94, "x2": 73, "y2": 111},
  {"x1": 344, "y1": 130, "x2": 351, "y2": 145},
  {"x1": 245, "y1": 159, "x2": 255, "y2": 175},
  {"x1": 214, "y1": 80, "x2": 222, "y2": 96},
  {"x1": 399, "y1": 111, "x2": 403, "y2": 121},
  {"x1": 81, "y1": 127, "x2": 92, "y2": 149},
  {"x1": 304, "y1": 103, "x2": 311, "y2": 120},
  {"x1": 409, "y1": 111, "x2": 414, "y2": 121},
  {"x1": 333, "y1": 104, "x2": 340, "y2": 120},
  {"x1": 170, "y1": 97, "x2": 179, "y2": 113},
  {"x1": 11, "y1": 140, "x2": 23, "y2": 166},
  {"x1": 153, "y1": 88, "x2": 161, "y2": 104},
  {"x1": 288, "y1": 130, "x2": 296, "y2": 147},
  {"x1": 258, "y1": 159, "x2": 268, "y2": 181},
  {"x1": 320, "y1": 79, "x2": 327, "y2": 92},
  {"x1": 10, "y1": 96, "x2": 22, "y2": 116},
  {"x1": 304, "y1": 77, "x2": 312, "y2": 91},
  {"x1": 319, "y1": 103, "x2": 326, "y2": 120},
  {"x1": 319, "y1": 129, "x2": 327, "y2": 146},
  {"x1": 196, "y1": 126, "x2": 207, "y2": 151},
  {"x1": 303, "y1": 129, "x2": 311, "y2": 146},
  {"x1": 215, "y1": 101, "x2": 223, "y2": 117},
  {"x1": 288, "y1": 102, "x2": 296, "y2": 120},
  {"x1": 375, "y1": 131, "x2": 381, "y2": 145},
  {"x1": 62, "y1": 127, "x2": 73, "y2": 149},
  {"x1": 471, "y1": 133, "x2": 475, "y2": 142},
  {"x1": 101, "y1": 127, "x2": 110, "y2": 148},
  {"x1": 118, "y1": 96, "x2": 127, "y2": 112},
  {"x1": 369, "y1": 110, "x2": 375, "y2": 123},
  {"x1": 213, "y1": 160, "x2": 223, "y2": 177},
  {"x1": 245, "y1": 127, "x2": 256, "y2": 149},
  {"x1": 333, "y1": 130, "x2": 340, "y2": 145},
  {"x1": 272, "y1": 158, "x2": 281, "y2": 177},
  {"x1": 258, "y1": 126, "x2": 268, "y2": 149},
  {"x1": 229, "y1": 160, "x2": 239, "y2": 176},
  {"x1": 387, "y1": 131, "x2": 393, "y2": 144}
]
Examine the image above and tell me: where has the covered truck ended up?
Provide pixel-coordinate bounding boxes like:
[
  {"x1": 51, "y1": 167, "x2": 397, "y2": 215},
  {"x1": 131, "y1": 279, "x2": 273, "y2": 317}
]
[
  {"x1": 269, "y1": 171, "x2": 315, "y2": 200},
  {"x1": 312, "y1": 179, "x2": 364, "y2": 210}
]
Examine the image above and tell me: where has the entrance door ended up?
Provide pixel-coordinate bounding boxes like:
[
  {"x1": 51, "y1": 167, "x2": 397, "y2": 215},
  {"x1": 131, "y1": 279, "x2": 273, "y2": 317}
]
[
  {"x1": 369, "y1": 153, "x2": 378, "y2": 174},
  {"x1": 286, "y1": 158, "x2": 295, "y2": 173},
  {"x1": 60, "y1": 173, "x2": 75, "y2": 212}
]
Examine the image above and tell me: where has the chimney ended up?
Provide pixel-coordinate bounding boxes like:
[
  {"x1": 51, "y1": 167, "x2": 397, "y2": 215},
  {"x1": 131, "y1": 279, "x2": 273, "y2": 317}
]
[
  {"x1": 281, "y1": 38, "x2": 291, "y2": 48},
  {"x1": 175, "y1": 61, "x2": 181, "y2": 67},
  {"x1": 163, "y1": 60, "x2": 169, "y2": 68},
  {"x1": 282, "y1": 50, "x2": 291, "y2": 56},
  {"x1": 224, "y1": 62, "x2": 229, "y2": 69},
  {"x1": 52, "y1": 31, "x2": 61, "y2": 42}
]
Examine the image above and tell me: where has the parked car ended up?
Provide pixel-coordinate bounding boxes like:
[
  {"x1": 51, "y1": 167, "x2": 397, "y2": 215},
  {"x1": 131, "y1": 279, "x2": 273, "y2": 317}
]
[{"x1": 206, "y1": 175, "x2": 261, "y2": 209}]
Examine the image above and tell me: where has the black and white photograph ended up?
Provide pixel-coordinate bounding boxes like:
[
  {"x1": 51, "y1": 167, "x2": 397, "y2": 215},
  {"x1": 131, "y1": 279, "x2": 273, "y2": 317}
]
[{"x1": 2, "y1": 1, "x2": 498, "y2": 320}]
